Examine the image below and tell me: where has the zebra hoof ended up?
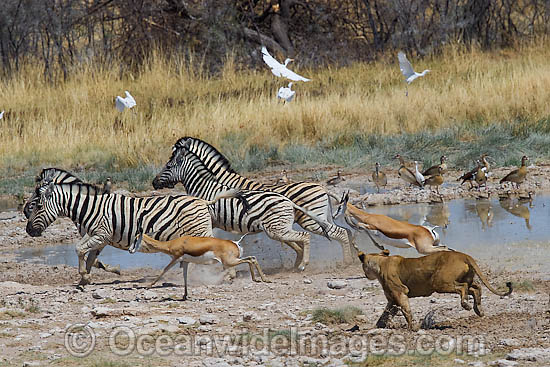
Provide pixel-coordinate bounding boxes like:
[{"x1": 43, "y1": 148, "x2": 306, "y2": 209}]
[
  {"x1": 107, "y1": 265, "x2": 121, "y2": 275},
  {"x1": 78, "y1": 275, "x2": 91, "y2": 286}
]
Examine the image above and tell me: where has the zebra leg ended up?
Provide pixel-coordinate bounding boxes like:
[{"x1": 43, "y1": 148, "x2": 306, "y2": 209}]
[
  {"x1": 75, "y1": 234, "x2": 110, "y2": 286},
  {"x1": 267, "y1": 230, "x2": 311, "y2": 271},
  {"x1": 93, "y1": 259, "x2": 121, "y2": 275},
  {"x1": 84, "y1": 246, "x2": 120, "y2": 275},
  {"x1": 297, "y1": 218, "x2": 353, "y2": 264},
  {"x1": 282, "y1": 241, "x2": 304, "y2": 269}
]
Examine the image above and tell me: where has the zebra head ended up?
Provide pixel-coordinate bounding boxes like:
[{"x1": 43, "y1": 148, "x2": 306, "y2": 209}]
[
  {"x1": 26, "y1": 182, "x2": 60, "y2": 237},
  {"x1": 23, "y1": 168, "x2": 82, "y2": 219},
  {"x1": 152, "y1": 143, "x2": 189, "y2": 189}
]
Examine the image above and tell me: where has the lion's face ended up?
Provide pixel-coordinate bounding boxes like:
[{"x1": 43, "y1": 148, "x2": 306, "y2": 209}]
[{"x1": 358, "y1": 252, "x2": 381, "y2": 280}]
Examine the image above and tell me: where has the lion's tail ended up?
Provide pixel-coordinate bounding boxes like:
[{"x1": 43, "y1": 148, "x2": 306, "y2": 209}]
[{"x1": 467, "y1": 256, "x2": 512, "y2": 297}]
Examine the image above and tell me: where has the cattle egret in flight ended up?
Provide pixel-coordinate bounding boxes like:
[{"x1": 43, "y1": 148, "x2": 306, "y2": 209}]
[
  {"x1": 261, "y1": 46, "x2": 310, "y2": 82},
  {"x1": 115, "y1": 91, "x2": 136, "y2": 112},
  {"x1": 277, "y1": 82, "x2": 295, "y2": 103},
  {"x1": 398, "y1": 51, "x2": 430, "y2": 96}
]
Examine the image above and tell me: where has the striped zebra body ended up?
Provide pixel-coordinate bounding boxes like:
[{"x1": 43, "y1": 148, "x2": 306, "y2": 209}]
[
  {"x1": 163, "y1": 137, "x2": 353, "y2": 264},
  {"x1": 26, "y1": 180, "x2": 215, "y2": 285},
  {"x1": 24, "y1": 168, "x2": 123, "y2": 275},
  {"x1": 152, "y1": 146, "x2": 332, "y2": 271}
]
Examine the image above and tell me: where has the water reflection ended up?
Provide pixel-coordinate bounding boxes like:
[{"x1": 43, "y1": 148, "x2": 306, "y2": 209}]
[
  {"x1": 475, "y1": 200, "x2": 493, "y2": 230},
  {"x1": 425, "y1": 203, "x2": 450, "y2": 229},
  {"x1": 499, "y1": 197, "x2": 532, "y2": 230}
]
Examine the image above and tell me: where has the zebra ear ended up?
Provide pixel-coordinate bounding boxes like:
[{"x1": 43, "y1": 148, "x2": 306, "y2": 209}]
[{"x1": 182, "y1": 139, "x2": 192, "y2": 150}]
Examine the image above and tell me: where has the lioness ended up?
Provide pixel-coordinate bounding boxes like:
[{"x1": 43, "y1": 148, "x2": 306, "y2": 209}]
[{"x1": 358, "y1": 250, "x2": 512, "y2": 330}]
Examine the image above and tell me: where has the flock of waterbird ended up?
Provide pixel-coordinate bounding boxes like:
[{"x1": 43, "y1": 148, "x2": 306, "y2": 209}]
[
  {"x1": 108, "y1": 47, "x2": 427, "y2": 109},
  {"x1": 353, "y1": 153, "x2": 530, "y2": 196}
]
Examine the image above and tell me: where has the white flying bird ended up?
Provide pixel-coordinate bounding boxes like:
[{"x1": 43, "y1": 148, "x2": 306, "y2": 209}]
[
  {"x1": 0, "y1": 110, "x2": 4, "y2": 119},
  {"x1": 277, "y1": 82, "x2": 295, "y2": 103},
  {"x1": 261, "y1": 46, "x2": 310, "y2": 82},
  {"x1": 398, "y1": 51, "x2": 430, "y2": 96},
  {"x1": 115, "y1": 91, "x2": 136, "y2": 112}
]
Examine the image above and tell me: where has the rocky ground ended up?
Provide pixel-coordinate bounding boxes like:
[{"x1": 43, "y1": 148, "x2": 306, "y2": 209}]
[{"x1": 0, "y1": 164, "x2": 549, "y2": 366}]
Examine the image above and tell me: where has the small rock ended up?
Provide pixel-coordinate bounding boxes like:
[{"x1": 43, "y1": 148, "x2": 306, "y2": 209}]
[
  {"x1": 507, "y1": 347, "x2": 550, "y2": 362},
  {"x1": 22, "y1": 362, "x2": 40, "y2": 367},
  {"x1": 91, "y1": 306, "x2": 117, "y2": 317},
  {"x1": 326, "y1": 358, "x2": 346, "y2": 367},
  {"x1": 140, "y1": 290, "x2": 157, "y2": 300},
  {"x1": 243, "y1": 311, "x2": 257, "y2": 322},
  {"x1": 489, "y1": 360, "x2": 518, "y2": 367},
  {"x1": 177, "y1": 316, "x2": 197, "y2": 326},
  {"x1": 303, "y1": 279, "x2": 312, "y2": 284},
  {"x1": 327, "y1": 280, "x2": 347, "y2": 289},
  {"x1": 158, "y1": 324, "x2": 179, "y2": 333},
  {"x1": 467, "y1": 362, "x2": 485, "y2": 367},
  {"x1": 454, "y1": 359, "x2": 465, "y2": 364},
  {"x1": 199, "y1": 314, "x2": 219, "y2": 325},
  {"x1": 38, "y1": 332, "x2": 52, "y2": 339},
  {"x1": 91, "y1": 289, "x2": 109, "y2": 299},
  {"x1": 499, "y1": 338, "x2": 521, "y2": 347}
]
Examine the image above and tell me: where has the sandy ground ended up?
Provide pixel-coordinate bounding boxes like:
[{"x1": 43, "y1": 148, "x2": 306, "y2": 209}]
[{"x1": 0, "y1": 165, "x2": 549, "y2": 366}]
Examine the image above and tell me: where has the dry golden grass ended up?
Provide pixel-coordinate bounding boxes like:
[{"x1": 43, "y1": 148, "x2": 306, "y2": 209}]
[{"x1": 1, "y1": 42, "x2": 550, "y2": 172}]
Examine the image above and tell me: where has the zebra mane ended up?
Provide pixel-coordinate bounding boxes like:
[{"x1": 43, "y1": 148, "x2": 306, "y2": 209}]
[
  {"x1": 183, "y1": 148, "x2": 228, "y2": 188},
  {"x1": 36, "y1": 167, "x2": 83, "y2": 184},
  {"x1": 173, "y1": 137, "x2": 236, "y2": 174},
  {"x1": 35, "y1": 180, "x2": 103, "y2": 196}
]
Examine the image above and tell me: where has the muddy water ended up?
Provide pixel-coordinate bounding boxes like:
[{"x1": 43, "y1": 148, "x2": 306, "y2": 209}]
[{"x1": 9, "y1": 195, "x2": 550, "y2": 274}]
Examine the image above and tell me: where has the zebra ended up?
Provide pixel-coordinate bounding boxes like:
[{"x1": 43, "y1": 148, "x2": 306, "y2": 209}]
[
  {"x1": 154, "y1": 137, "x2": 354, "y2": 264},
  {"x1": 152, "y1": 142, "x2": 331, "y2": 271},
  {"x1": 23, "y1": 168, "x2": 120, "y2": 275},
  {"x1": 26, "y1": 177, "x2": 245, "y2": 296}
]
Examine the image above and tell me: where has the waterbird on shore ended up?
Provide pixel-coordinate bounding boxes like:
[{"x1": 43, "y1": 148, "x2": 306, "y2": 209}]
[
  {"x1": 394, "y1": 154, "x2": 422, "y2": 188},
  {"x1": 277, "y1": 82, "x2": 295, "y2": 103},
  {"x1": 423, "y1": 155, "x2": 447, "y2": 176},
  {"x1": 0, "y1": 110, "x2": 4, "y2": 119},
  {"x1": 275, "y1": 169, "x2": 291, "y2": 185},
  {"x1": 102, "y1": 177, "x2": 112, "y2": 195},
  {"x1": 327, "y1": 169, "x2": 345, "y2": 186},
  {"x1": 500, "y1": 156, "x2": 529, "y2": 189},
  {"x1": 424, "y1": 167, "x2": 444, "y2": 194},
  {"x1": 414, "y1": 161, "x2": 426, "y2": 188},
  {"x1": 372, "y1": 162, "x2": 387, "y2": 193},
  {"x1": 475, "y1": 162, "x2": 487, "y2": 190},
  {"x1": 480, "y1": 154, "x2": 492, "y2": 177},
  {"x1": 115, "y1": 91, "x2": 136, "y2": 112},
  {"x1": 458, "y1": 160, "x2": 480, "y2": 189},
  {"x1": 261, "y1": 46, "x2": 310, "y2": 82},
  {"x1": 398, "y1": 51, "x2": 430, "y2": 96}
]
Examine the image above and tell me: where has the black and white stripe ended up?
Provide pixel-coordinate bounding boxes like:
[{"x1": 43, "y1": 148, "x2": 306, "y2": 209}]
[
  {"x1": 152, "y1": 145, "x2": 331, "y2": 271},
  {"x1": 156, "y1": 137, "x2": 353, "y2": 264},
  {"x1": 25, "y1": 179, "x2": 223, "y2": 285}
]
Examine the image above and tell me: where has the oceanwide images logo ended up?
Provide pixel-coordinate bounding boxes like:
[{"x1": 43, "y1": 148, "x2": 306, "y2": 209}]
[{"x1": 64, "y1": 324, "x2": 485, "y2": 359}]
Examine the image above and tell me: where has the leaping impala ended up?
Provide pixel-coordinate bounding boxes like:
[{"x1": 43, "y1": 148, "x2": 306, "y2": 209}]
[{"x1": 334, "y1": 192, "x2": 451, "y2": 254}]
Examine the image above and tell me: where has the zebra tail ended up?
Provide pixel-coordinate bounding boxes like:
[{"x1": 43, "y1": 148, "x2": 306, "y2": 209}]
[{"x1": 291, "y1": 203, "x2": 332, "y2": 241}]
